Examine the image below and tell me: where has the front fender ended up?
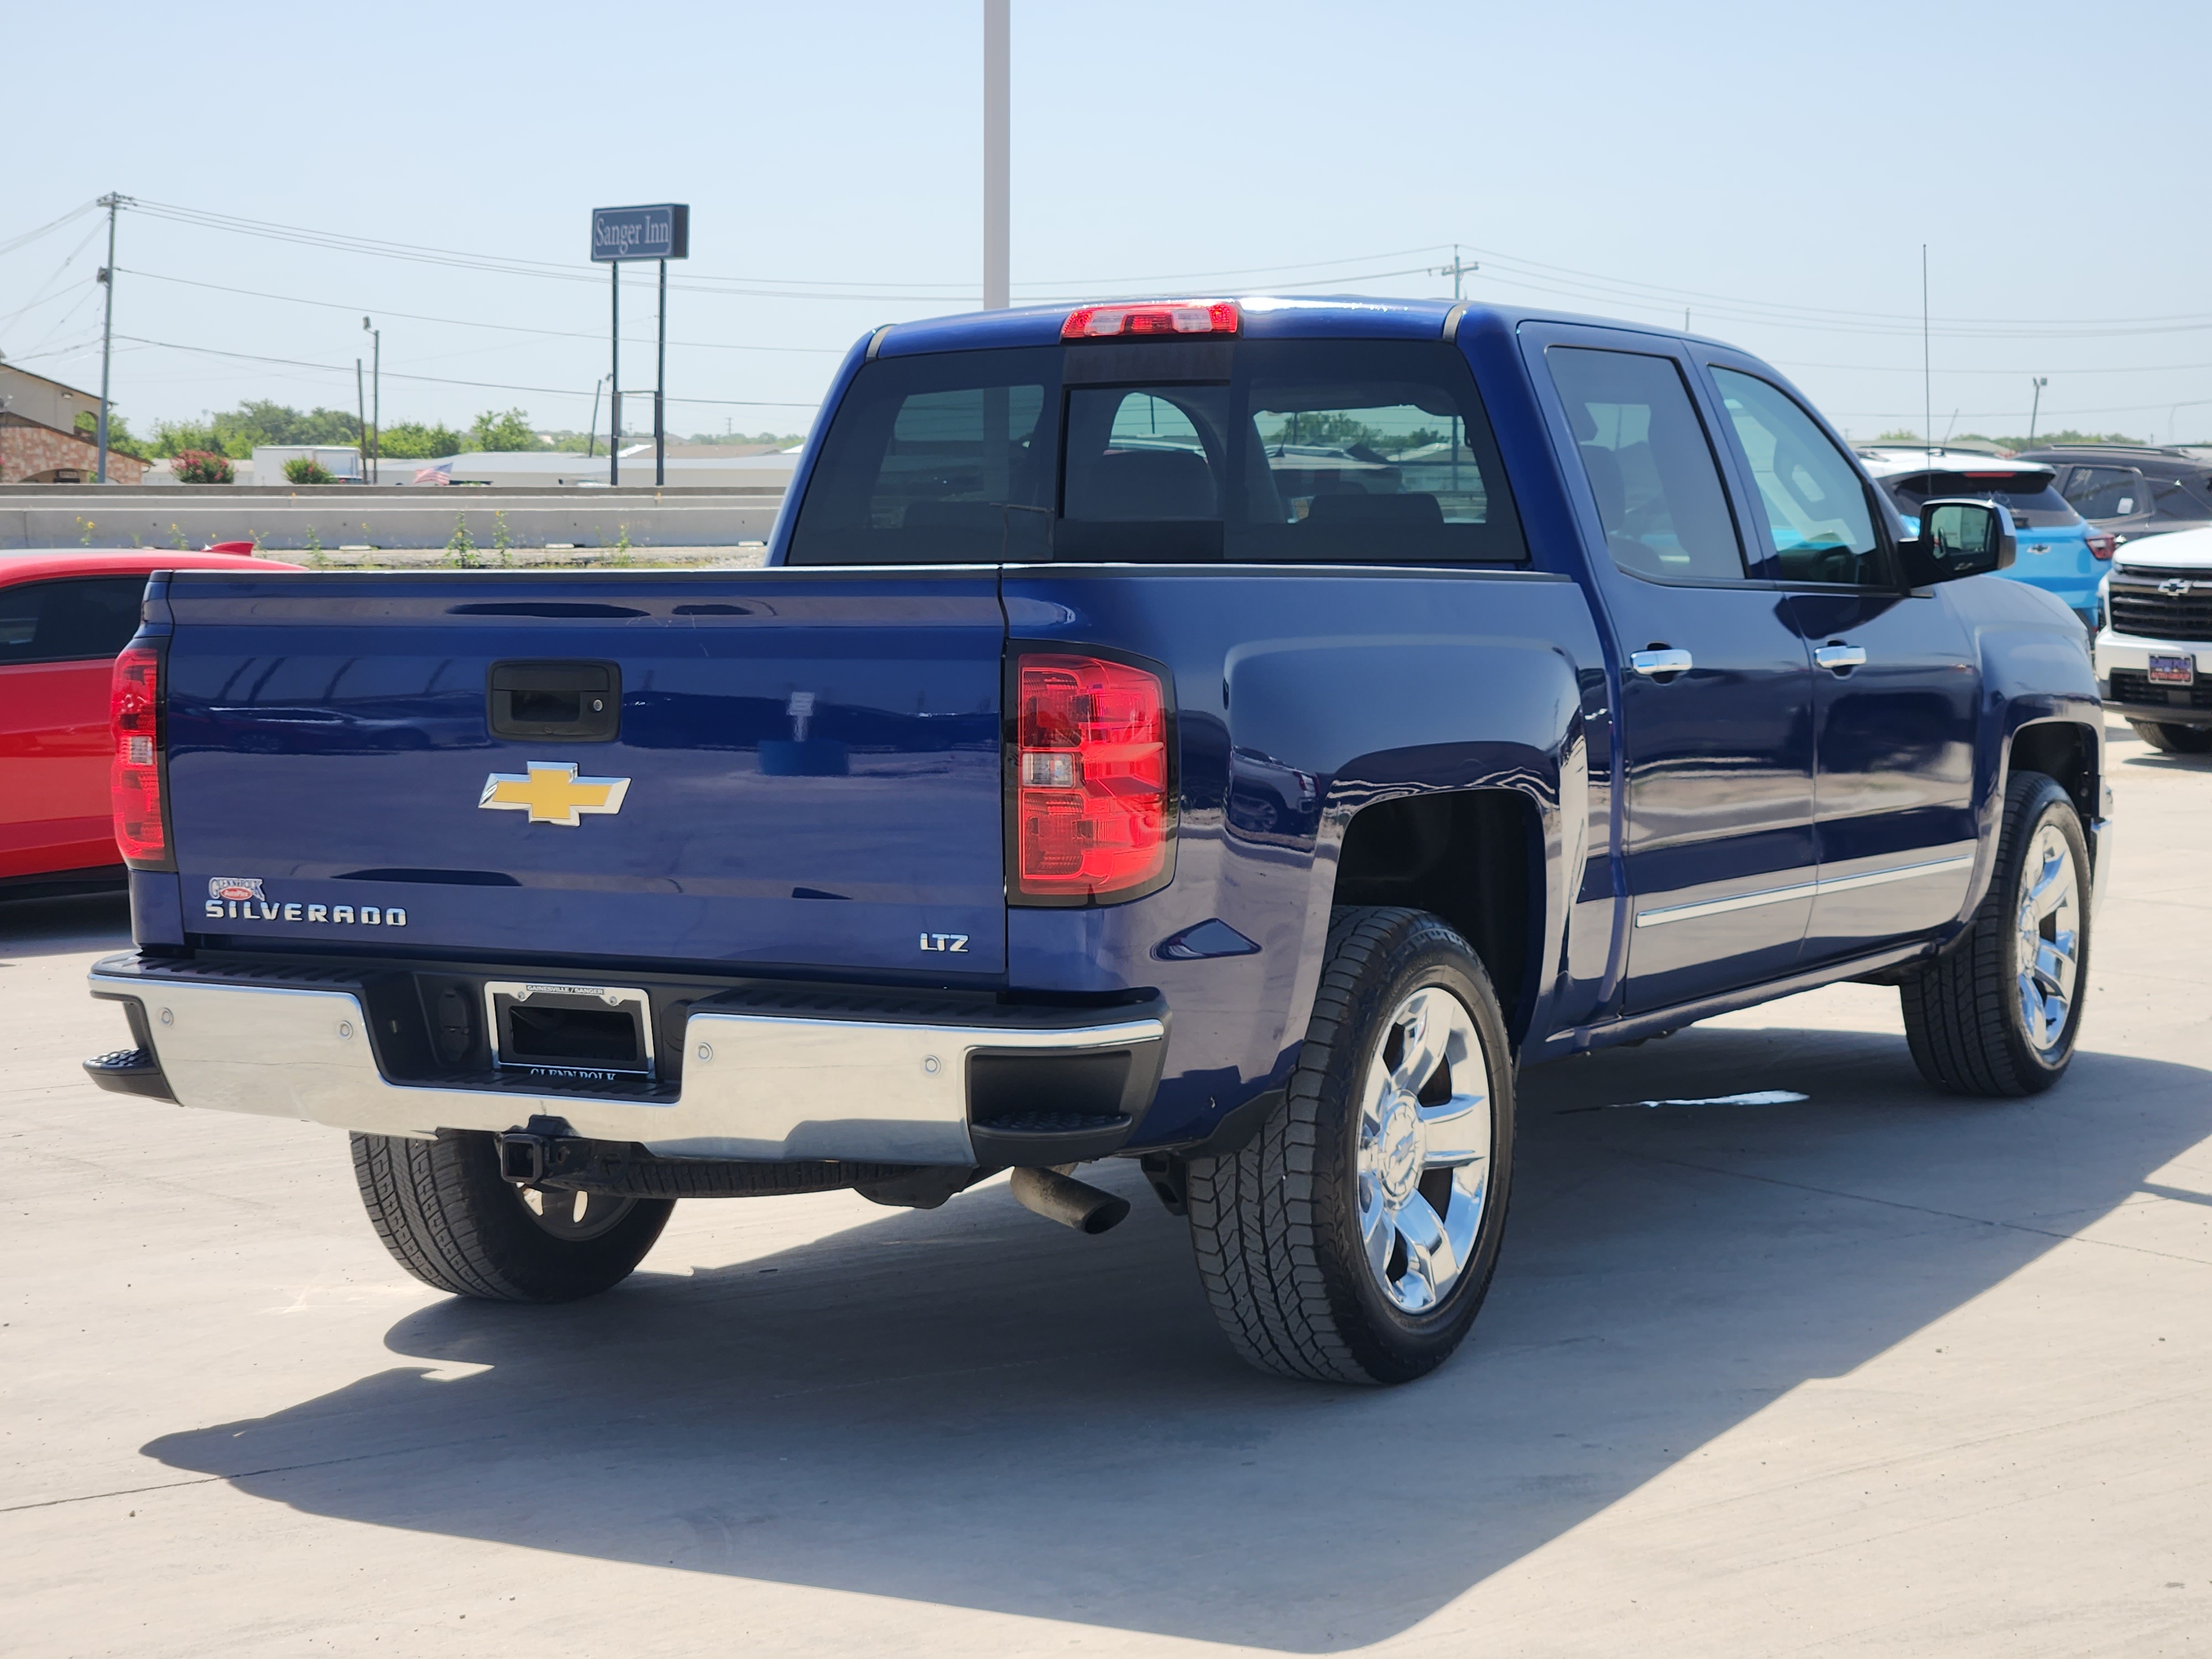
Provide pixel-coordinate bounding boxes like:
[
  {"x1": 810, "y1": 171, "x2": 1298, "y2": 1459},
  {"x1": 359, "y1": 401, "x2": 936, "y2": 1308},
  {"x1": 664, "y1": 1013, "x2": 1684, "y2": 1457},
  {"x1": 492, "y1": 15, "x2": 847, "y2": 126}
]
[{"x1": 1959, "y1": 577, "x2": 2103, "y2": 918}]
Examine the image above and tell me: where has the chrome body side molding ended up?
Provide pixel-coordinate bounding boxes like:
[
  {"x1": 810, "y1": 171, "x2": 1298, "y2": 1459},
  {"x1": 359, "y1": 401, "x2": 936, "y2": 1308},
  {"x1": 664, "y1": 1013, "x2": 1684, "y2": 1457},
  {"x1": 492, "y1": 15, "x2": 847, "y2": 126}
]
[{"x1": 1633, "y1": 853, "x2": 1975, "y2": 929}]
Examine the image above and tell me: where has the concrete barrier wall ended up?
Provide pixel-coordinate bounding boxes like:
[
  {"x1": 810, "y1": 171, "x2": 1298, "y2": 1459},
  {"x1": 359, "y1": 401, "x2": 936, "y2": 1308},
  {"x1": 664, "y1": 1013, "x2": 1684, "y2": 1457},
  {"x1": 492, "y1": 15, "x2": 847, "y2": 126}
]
[{"x1": 0, "y1": 485, "x2": 786, "y2": 551}]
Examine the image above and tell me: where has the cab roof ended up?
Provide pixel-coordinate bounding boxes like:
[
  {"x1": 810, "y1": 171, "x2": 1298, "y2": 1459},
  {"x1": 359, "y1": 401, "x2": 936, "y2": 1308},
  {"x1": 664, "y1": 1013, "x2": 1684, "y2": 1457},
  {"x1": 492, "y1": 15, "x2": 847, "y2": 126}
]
[
  {"x1": 865, "y1": 295, "x2": 1745, "y2": 358},
  {"x1": 873, "y1": 294, "x2": 1466, "y2": 357}
]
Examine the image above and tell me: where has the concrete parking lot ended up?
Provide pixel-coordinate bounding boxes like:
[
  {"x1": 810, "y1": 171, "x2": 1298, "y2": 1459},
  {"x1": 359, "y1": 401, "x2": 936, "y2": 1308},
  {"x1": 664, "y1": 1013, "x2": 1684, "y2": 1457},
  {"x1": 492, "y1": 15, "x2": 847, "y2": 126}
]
[{"x1": 4, "y1": 721, "x2": 2207, "y2": 1658}]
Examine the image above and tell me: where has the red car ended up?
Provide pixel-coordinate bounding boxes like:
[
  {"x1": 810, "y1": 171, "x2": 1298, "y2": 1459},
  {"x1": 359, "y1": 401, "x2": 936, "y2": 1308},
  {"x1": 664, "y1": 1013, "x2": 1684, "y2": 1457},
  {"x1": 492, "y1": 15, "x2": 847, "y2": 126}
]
[{"x1": 1, "y1": 549, "x2": 298, "y2": 900}]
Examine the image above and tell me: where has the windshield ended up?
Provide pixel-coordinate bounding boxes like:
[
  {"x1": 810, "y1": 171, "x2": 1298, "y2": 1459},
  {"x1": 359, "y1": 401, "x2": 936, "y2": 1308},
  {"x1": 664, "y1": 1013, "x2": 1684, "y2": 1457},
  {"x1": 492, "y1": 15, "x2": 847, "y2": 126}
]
[{"x1": 787, "y1": 339, "x2": 1526, "y2": 565}]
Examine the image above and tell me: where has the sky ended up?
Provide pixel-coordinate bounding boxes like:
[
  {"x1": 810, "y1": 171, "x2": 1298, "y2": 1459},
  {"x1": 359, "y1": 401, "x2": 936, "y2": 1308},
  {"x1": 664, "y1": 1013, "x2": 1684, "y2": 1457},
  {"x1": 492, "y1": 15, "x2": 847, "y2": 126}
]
[{"x1": 6, "y1": 0, "x2": 2209, "y2": 447}]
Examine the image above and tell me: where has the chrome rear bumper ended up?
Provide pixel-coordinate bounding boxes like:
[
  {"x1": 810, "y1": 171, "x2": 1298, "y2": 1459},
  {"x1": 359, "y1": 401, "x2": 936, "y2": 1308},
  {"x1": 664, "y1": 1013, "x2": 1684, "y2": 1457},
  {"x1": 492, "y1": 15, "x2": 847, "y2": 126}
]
[{"x1": 87, "y1": 956, "x2": 1165, "y2": 1166}]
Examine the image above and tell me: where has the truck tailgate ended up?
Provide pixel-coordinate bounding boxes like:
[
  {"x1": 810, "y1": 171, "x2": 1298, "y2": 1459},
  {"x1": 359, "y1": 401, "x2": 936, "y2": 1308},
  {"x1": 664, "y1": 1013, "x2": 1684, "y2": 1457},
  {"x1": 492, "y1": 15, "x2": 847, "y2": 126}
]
[{"x1": 161, "y1": 571, "x2": 1008, "y2": 976}]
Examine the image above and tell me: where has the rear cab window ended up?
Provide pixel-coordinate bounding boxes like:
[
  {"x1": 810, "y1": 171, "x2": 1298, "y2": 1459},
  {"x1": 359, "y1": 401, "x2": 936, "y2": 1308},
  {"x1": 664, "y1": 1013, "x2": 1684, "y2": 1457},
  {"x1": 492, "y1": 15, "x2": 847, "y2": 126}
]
[{"x1": 787, "y1": 338, "x2": 1526, "y2": 566}]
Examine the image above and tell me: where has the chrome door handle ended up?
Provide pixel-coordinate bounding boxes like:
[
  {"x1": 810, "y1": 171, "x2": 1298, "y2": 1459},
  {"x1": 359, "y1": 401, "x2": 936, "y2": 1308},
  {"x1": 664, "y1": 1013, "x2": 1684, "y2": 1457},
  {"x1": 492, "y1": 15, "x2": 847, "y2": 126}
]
[
  {"x1": 1629, "y1": 648, "x2": 1694, "y2": 677},
  {"x1": 1815, "y1": 643, "x2": 1867, "y2": 674}
]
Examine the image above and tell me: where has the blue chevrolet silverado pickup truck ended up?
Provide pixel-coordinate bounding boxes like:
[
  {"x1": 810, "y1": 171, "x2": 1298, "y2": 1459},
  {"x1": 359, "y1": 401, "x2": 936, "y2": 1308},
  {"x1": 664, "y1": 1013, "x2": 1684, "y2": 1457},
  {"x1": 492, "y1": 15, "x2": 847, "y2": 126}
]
[{"x1": 84, "y1": 296, "x2": 2109, "y2": 1385}]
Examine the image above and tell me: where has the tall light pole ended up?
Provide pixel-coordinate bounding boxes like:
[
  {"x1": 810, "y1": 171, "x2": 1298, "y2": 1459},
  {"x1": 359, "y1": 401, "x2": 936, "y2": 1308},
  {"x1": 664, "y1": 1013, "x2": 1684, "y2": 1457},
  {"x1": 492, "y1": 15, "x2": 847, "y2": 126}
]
[
  {"x1": 610, "y1": 262, "x2": 621, "y2": 485},
  {"x1": 2028, "y1": 376, "x2": 2047, "y2": 443},
  {"x1": 983, "y1": 0, "x2": 1009, "y2": 309},
  {"x1": 361, "y1": 317, "x2": 380, "y2": 482},
  {"x1": 95, "y1": 192, "x2": 126, "y2": 484}
]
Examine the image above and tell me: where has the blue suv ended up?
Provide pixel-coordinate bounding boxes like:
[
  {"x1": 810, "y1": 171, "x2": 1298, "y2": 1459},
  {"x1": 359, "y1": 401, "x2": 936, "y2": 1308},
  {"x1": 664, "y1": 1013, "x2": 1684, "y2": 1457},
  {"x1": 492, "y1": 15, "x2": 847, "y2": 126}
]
[{"x1": 1859, "y1": 447, "x2": 2109, "y2": 630}]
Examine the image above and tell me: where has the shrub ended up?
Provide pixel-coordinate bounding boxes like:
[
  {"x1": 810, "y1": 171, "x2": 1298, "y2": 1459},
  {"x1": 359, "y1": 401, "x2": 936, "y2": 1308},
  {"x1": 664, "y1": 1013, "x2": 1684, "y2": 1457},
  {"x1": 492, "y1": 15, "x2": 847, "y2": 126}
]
[
  {"x1": 283, "y1": 457, "x2": 336, "y2": 486},
  {"x1": 171, "y1": 451, "x2": 235, "y2": 484}
]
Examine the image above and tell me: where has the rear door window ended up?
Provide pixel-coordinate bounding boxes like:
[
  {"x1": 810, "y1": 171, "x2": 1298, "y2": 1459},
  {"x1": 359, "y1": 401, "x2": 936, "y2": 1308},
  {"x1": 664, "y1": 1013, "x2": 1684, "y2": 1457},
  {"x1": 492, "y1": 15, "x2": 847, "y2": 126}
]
[
  {"x1": 0, "y1": 576, "x2": 146, "y2": 665},
  {"x1": 2062, "y1": 466, "x2": 2146, "y2": 519},
  {"x1": 1546, "y1": 347, "x2": 1746, "y2": 581},
  {"x1": 1710, "y1": 369, "x2": 1884, "y2": 583}
]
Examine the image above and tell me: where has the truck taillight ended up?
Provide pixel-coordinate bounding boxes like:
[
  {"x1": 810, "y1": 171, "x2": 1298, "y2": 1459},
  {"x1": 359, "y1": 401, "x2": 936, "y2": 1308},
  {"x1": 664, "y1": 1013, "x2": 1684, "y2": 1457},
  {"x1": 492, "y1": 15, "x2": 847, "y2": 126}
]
[
  {"x1": 2086, "y1": 531, "x2": 2116, "y2": 561},
  {"x1": 111, "y1": 644, "x2": 170, "y2": 868},
  {"x1": 1011, "y1": 653, "x2": 1173, "y2": 903}
]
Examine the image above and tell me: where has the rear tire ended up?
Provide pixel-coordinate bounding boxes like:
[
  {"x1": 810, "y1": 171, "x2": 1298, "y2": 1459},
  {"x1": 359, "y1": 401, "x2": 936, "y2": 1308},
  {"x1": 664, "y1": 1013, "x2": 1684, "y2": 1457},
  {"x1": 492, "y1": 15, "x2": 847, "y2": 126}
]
[
  {"x1": 1186, "y1": 907, "x2": 1515, "y2": 1385},
  {"x1": 351, "y1": 1130, "x2": 673, "y2": 1302},
  {"x1": 1900, "y1": 771, "x2": 2090, "y2": 1097},
  {"x1": 2126, "y1": 718, "x2": 2212, "y2": 755}
]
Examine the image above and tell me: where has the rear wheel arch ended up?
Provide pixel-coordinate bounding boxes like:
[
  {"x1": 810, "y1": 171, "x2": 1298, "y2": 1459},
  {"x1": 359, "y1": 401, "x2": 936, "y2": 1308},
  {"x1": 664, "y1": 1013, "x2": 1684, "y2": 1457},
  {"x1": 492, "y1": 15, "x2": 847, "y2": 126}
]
[{"x1": 1330, "y1": 787, "x2": 1542, "y2": 1038}]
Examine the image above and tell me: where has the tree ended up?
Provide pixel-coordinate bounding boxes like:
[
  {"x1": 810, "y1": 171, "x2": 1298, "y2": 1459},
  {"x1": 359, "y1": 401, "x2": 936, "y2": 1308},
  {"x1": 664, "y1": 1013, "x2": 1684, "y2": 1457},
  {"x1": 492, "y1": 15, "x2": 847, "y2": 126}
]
[
  {"x1": 149, "y1": 401, "x2": 362, "y2": 458},
  {"x1": 468, "y1": 408, "x2": 539, "y2": 452},
  {"x1": 72, "y1": 409, "x2": 148, "y2": 460},
  {"x1": 376, "y1": 420, "x2": 468, "y2": 460}
]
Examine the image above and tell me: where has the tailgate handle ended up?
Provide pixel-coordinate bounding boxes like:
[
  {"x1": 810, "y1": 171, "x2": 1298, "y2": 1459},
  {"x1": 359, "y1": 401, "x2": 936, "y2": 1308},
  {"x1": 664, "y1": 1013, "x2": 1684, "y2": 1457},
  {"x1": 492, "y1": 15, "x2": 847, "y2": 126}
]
[{"x1": 488, "y1": 661, "x2": 621, "y2": 742}]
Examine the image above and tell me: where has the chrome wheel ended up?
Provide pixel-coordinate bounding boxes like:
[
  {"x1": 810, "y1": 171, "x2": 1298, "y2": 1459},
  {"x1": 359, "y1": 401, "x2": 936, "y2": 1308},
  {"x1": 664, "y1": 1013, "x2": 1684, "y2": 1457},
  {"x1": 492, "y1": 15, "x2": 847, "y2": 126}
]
[
  {"x1": 2014, "y1": 821, "x2": 2080, "y2": 1055},
  {"x1": 1355, "y1": 985, "x2": 1494, "y2": 1314},
  {"x1": 518, "y1": 1185, "x2": 638, "y2": 1242}
]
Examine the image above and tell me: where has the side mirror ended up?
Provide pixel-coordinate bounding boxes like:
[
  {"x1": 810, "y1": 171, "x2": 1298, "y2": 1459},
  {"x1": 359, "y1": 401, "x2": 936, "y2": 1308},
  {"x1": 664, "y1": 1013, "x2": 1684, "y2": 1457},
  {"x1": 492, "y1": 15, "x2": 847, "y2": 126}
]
[{"x1": 1900, "y1": 499, "x2": 2016, "y2": 587}]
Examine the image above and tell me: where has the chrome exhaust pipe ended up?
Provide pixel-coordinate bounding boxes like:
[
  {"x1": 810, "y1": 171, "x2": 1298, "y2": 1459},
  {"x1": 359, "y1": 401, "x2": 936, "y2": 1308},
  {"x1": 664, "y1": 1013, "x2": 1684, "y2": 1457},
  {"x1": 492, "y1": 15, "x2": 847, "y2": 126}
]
[{"x1": 1009, "y1": 1165, "x2": 1130, "y2": 1235}]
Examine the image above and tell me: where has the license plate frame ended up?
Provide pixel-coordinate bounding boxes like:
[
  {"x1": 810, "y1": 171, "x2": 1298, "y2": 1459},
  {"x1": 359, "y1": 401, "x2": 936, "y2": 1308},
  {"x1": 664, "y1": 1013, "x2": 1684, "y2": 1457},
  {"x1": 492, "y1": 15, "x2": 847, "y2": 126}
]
[
  {"x1": 485, "y1": 980, "x2": 656, "y2": 1079},
  {"x1": 2147, "y1": 653, "x2": 2196, "y2": 687}
]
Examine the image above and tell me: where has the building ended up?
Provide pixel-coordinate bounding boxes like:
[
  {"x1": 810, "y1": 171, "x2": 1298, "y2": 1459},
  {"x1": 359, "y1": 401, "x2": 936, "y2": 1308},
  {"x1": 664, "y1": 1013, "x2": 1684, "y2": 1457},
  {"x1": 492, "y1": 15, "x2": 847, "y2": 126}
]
[
  {"x1": 249, "y1": 445, "x2": 364, "y2": 483},
  {"x1": 395, "y1": 446, "x2": 802, "y2": 489},
  {"x1": 0, "y1": 363, "x2": 149, "y2": 484}
]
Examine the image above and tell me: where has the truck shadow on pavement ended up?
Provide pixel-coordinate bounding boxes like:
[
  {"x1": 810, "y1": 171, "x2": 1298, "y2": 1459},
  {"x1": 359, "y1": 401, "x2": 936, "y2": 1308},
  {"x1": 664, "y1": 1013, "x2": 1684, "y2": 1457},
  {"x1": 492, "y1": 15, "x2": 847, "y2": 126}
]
[
  {"x1": 0, "y1": 890, "x2": 130, "y2": 961},
  {"x1": 142, "y1": 1021, "x2": 2211, "y2": 1652}
]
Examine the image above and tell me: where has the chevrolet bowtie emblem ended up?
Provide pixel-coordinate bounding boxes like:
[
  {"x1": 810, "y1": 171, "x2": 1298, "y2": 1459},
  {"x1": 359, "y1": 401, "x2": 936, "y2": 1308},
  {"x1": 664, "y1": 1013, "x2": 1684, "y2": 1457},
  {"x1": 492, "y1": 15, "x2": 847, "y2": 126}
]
[{"x1": 479, "y1": 763, "x2": 631, "y2": 826}]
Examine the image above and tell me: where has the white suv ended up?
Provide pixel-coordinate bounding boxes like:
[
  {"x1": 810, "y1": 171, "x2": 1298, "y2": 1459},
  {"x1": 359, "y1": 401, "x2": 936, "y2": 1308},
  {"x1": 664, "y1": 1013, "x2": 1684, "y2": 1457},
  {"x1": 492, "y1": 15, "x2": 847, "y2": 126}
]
[{"x1": 2098, "y1": 524, "x2": 2212, "y2": 754}]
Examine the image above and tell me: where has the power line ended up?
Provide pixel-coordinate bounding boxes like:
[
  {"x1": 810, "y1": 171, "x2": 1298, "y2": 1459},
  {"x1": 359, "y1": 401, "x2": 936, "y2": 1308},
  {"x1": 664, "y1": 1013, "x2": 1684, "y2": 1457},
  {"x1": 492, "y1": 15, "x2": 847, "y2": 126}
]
[
  {"x1": 114, "y1": 267, "x2": 844, "y2": 354},
  {"x1": 0, "y1": 199, "x2": 97, "y2": 259},
  {"x1": 89, "y1": 200, "x2": 2212, "y2": 339},
  {"x1": 108, "y1": 334, "x2": 821, "y2": 407}
]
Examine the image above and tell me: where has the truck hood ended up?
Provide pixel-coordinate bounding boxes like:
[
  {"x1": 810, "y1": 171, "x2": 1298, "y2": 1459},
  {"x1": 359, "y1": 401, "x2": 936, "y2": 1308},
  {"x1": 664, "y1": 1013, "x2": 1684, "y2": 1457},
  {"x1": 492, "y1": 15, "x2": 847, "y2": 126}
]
[{"x1": 2110, "y1": 524, "x2": 2212, "y2": 571}]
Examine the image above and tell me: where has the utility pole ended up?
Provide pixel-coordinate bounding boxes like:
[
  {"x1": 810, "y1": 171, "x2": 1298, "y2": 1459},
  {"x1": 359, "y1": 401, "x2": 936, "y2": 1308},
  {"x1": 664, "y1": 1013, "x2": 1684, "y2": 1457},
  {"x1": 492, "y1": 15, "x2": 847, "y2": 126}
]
[
  {"x1": 361, "y1": 317, "x2": 380, "y2": 482},
  {"x1": 2028, "y1": 377, "x2": 2047, "y2": 442},
  {"x1": 983, "y1": 0, "x2": 1009, "y2": 309},
  {"x1": 1921, "y1": 244, "x2": 1932, "y2": 463},
  {"x1": 1433, "y1": 244, "x2": 1477, "y2": 300},
  {"x1": 610, "y1": 263, "x2": 621, "y2": 485},
  {"x1": 587, "y1": 374, "x2": 607, "y2": 460},
  {"x1": 655, "y1": 255, "x2": 667, "y2": 485},
  {"x1": 95, "y1": 192, "x2": 126, "y2": 484}
]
